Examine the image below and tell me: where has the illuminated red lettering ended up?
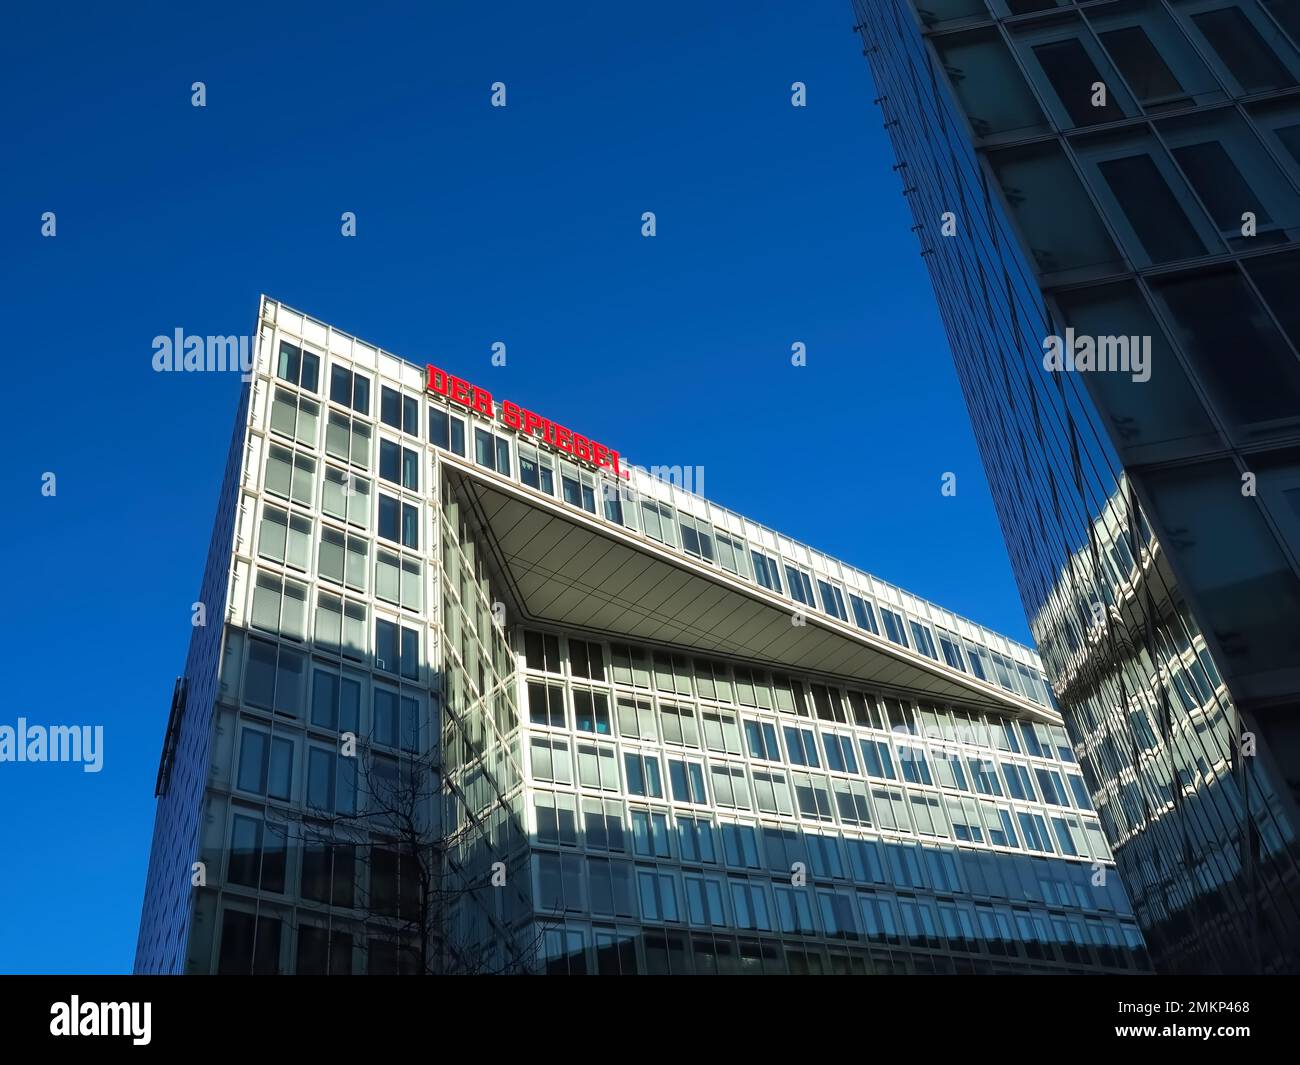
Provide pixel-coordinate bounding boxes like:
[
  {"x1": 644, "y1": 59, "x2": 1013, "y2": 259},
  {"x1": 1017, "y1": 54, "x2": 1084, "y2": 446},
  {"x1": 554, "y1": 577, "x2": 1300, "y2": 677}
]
[
  {"x1": 427, "y1": 365, "x2": 449, "y2": 396},
  {"x1": 471, "y1": 386, "x2": 494, "y2": 417},
  {"x1": 450, "y1": 378, "x2": 472, "y2": 406},
  {"x1": 501, "y1": 400, "x2": 523, "y2": 431}
]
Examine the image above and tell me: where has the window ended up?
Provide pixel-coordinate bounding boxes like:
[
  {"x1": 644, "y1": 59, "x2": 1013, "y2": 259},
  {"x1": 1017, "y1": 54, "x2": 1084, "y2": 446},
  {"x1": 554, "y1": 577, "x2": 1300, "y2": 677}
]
[
  {"x1": 936, "y1": 753, "x2": 969, "y2": 792},
  {"x1": 784, "y1": 565, "x2": 815, "y2": 606},
  {"x1": 720, "y1": 823, "x2": 760, "y2": 869},
  {"x1": 1029, "y1": 36, "x2": 1126, "y2": 127},
  {"x1": 1035, "y1": 768, "x2": 1070, "y2": 807},
  {"x1": 750, "y1": 550, "x2": 783, "y2": 592},
  {"x1": 228, "y1": 815, "x2": 287, "y2": 893},
  {"x1": 525, "y1": 631, "x2": 561, "y2": 673},
  {"x1": 314, "y1": 593, "x2": 367, "y2": 660},
  {"x1": 265, "y1": 445, "x2": 317, "y2": 508},
  {"x1": 300, "y1": 838, "x2": 355, "y2": 908},
  {"x1": 817, "y1": 891, "x2": 857, "y2": 939},
  {"x1": 574, "y1": 689, "x2": 611, "y2": 734},
  {"x1": 474, "y1": 427, "x2": 511, "y2": 475},
  {"x1": 702, "y1": 709, "x2": 742, "y2": 755},
  {"x1": 378, "y1": 494, "x2": 418, "y2": 549},
  {"x1": 716, "y1": 533, "x2": 749, "y2": 577},
  {"x1": 909, "y1": 621, "x2": 939, "y2": 659},
  {"x1": 217, "y1": 910, "x2": 282, "y2": 975},
  {"x1": 322, "y1": 467, "x2": 371, "y2": 529},
  {"x1": 1017, "y1": 811, "x2": 1055, "y2": 853},
  {"x1": 909, "y1": 793, "x2": 948, "y2": 837},
  {"x1": 938, "y1": 632, "x2": 966, "y2": 671},
  {"x1": 528, "y1": 681, "x2": 566, "y2": 729},
  {"x1": 871, "y1": 787, "x2": 911, "y2": 832},
  {"x1": 848, "y1": 691, "x2": 884, "y2": 730},
  {"x1": 1097, "y1": 23, "x2": 1186, "y2": 106},
  {"x1": 784, "y1": 725, "x2": 820, "y2": 767},
  {"x1": 374, "y1": 619, "x2": 419, "y2": 679},
  {"x1": 259, "y1": 506, "x2": 312, "y2": 571},
  {"x1": 318, "y1": 525, "x2": 368, "y2": 592},
  {"x1": 660, "y1": 703, "x2": 699, "y2": 746},
  {"x1": 244, "y1": 638, "x2": 308, "y2": 716},
  {"x1": 686, "y1": 877, "x2": 728, "y2": 927},
  {"x1": 583, "y1": 798, "x2": 625, "y2": 852},
  {"x1": 669, "y1": 759, "x2": 708, "y2": 804},
  {"x1": 296, "y1": 927, "x2": 352, "y2": 975},
  {"x1": 752, "y1": 769, "x2": 794, "y2": 815},
  {"x1": 775, "y1": 885, "x2": 818, "y2": 935},
  {"x1": 236, "y1": 727, "x2": 293, "y2": 800},
  {"x1": 677, "y1": 816, "x2": 716, "y2": 863},
  {"x1": 822, "y1": 732, "x2": 858, "y2": 774},
  {"x1": 531, "y1": 736, "x2": 574, "y2": 784},
  {"x1": 881, "y1": 608, "x2": 909, "y2": 647},
  {"x1": 270, "y1": 387, "x2": 320, "y2": 447},
  {"x1": 276, "y1": 341, "x2": 320, "y2": 392},
  {"x1": 631, "y1": 808, "x2": 672, "y2": 858},
  {"x1": 624, "y1": 752, "x2": 663, "y2": 798},
  {"x1": 710, "y1": 764, "x2": 751, "y2": 809},
  {"x1": 374, "y1": 550, "x2": 421, "y2": 611},
  {"x1": 536, "y1": 852, "x2": 585, "y2": 913},
  {"x1": 576, "y1": 742, "x2": 620, "y2": 791},
  {"x1": 380, "y1": 386, "x2": 419, "y2": 435},
  {"x1": 849, "y1": 594, "x2": 879, "y2": 634},
  {"x1": 1002, "y1": 762, "x2": 1036, "y2": 802},
  {"x1": 587, "y1": 858, "x2": 637, "y2": 918},
  {"x1": 325, "y1": 411, "x2": 373, "y2": 468},
  {"x1": 833, "y1": 778, "x2": 872, "y2": 826},
  {"x1": 310, "y1": 665, "x2": 361, "y2": 733},
  {"x1": 792, "y1": 772, "x2": 834, "y2": 821},
  {"x1": 307, "y1": 746, "x2": 358, "y2": 814},
  {"x1": 811, "y1": 684, "x2": 845, "y2": 723},
  {"x1": 744, "y1": 719, "x2": 781, "y2": 761},
  {"x1": 518, "y1": 444, "x2": 555, "y2": 494},
  {"x1": 968, "y1": 757, "x2": 1003, "y2": 796},
  {"x1": 652, "y1": 651, "x2": 693, "y2": 695},
  {"x1": 428, "y1": 407, "x2": 466, "y2": 456},
  {"x1": 329, "y1": 364, "x2": 370, "y2": 414},
  {"x1": 639, "y1": 499, "x2": 673, "y2": 542},
  {"x1": 610, "y1": 642, "x2": 651, "y2": 687},
  {"x1": 637, "y1": 869, "x2": 680, "y2": 922},
  {"x1": 617, "y1": 696, "x2": 657, "y2": 741},
  {"x1": 860, "y1": 739, "x2": 896, "y2": 780},
  {"x1": 897, "y1": 745, "x2": 932, "y2": 786},
  {"x1": 379, "y1": 439, "x2": 419, "y2": 491},
  {"x1": 817, "y1": 579, "x2": 848, "y2": 620},
  {"x1": 729, "y1": 881, "x2": 772, "y2": 931},
  {"x1": 679, "y1": 514, "x2": 715, "y2": 562},
  {"x1": 251, "y1": 571, "x2": 308, "y2": 640},
  {"x1": 1190, "y1": 5, "x2": 1296, "y2": 92},
  {"x1": 569, "y1": 638, "x2": 605, "y2": 680}
]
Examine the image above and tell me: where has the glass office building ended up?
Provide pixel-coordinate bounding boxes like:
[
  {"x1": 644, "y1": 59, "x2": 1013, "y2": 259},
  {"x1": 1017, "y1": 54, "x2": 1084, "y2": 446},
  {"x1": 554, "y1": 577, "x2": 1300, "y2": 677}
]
[
  {"x1": 850, "y1": 0, "x2": 1300, "y2": 973},
  {"x1": 135, "y1": 296, "x2": 1147, "y2": 974}
]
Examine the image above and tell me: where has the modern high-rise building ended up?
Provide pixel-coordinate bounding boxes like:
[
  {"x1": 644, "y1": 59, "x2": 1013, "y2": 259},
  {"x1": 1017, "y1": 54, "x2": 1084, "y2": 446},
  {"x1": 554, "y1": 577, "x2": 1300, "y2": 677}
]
[
  {"x1": 135, "y1": 296, "x2": 1148, "y2": 974},
  {"x1": 850, "y1": 0, "x2": 1300, "y2": 973}
]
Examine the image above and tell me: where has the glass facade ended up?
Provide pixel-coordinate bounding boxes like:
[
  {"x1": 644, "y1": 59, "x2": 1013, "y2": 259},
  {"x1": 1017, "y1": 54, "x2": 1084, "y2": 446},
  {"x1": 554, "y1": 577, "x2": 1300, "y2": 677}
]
[
  {"x1": 136, "y1": 296, "x2": 1146, "y2": 974},
  {"x1": 851, "y1": 0, "x2": 1300, "y2": 973}
]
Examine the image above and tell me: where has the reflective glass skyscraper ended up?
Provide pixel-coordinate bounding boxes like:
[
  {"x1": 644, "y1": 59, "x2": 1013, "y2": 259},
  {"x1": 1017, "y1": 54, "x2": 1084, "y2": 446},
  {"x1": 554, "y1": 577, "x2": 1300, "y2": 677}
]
[{"x1": 851, "y1": 0, "x2": 1300, "y2": 973}]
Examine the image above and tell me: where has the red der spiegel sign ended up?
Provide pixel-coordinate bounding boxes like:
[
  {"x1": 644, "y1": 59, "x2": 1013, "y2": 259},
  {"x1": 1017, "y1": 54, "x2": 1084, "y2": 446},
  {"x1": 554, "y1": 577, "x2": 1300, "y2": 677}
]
[{"x1": 426, "y1": 364, "x2": 627, "y2": 478}]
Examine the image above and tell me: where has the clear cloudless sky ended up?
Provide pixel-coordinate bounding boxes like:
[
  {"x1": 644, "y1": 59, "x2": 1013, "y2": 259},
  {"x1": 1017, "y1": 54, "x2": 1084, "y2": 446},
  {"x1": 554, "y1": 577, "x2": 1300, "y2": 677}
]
[{"x1": 0, "y1": 1, "x2": 1030, "y2": 973}]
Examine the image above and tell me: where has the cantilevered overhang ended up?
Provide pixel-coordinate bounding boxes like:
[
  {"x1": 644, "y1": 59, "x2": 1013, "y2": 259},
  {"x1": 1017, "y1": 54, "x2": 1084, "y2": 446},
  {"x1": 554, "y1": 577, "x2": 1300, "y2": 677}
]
[{"x1": 445, "y1": 458, "x2": 1058, "y2": 724}]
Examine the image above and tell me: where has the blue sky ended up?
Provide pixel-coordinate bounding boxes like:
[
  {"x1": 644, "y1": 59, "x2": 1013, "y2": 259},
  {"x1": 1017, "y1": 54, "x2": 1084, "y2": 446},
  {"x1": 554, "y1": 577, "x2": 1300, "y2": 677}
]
[{"x1": 0, "y1": 1, "x2": 1029, "y2": 973}]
